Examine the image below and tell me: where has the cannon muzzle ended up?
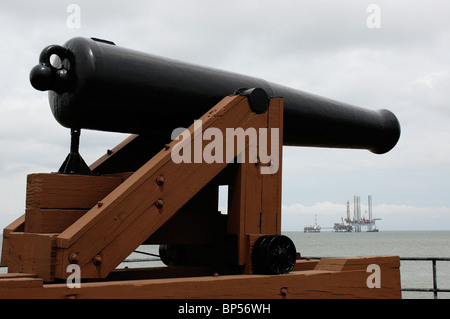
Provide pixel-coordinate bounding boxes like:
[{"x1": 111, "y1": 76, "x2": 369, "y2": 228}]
[{"x1": 30, "y1": 37, "x2": 400, "y2": 154}]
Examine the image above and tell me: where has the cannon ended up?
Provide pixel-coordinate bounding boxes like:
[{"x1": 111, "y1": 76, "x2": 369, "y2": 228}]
[
  {"x1": 30, "y1": 37, "x2": 400, "y2": 155},
  {"x1": 0, "y1": 37, "x2": 402, "y2": 293}
]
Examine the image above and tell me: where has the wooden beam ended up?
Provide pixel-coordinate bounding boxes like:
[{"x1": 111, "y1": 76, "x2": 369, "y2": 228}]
[
  {"x1": 26, "y1": 209, "x2": 88, "y2": 234},
  {"x1": 0, "y1": 256, "x2": 401, "y2": 299},
  {"x1": 260, "y1": 97, "x2": 283, "y2": 235},
  {"x1": 25, "y1": 173, "x2": 125, "y2": 210},
  {"x1": 5, "y1": 233, "x2": 58, "y2": 282},
  {"x1": 24, "y1": 173, "x2": 126, "y2": 233},
  {"x1": 293, "y1": 259, "x2": 320, "y2": 271},
  {"x1": 226, "y1": 98, "x2": 283, "y2": 265},
  {"x1": 315, "y1": 255, "x2": 400, "y2": 271},
  {"x1": 0, "y1": 273, "x2": 43, "y2": 289},
  {"x1": 1, "y1": 214, "x2": 25, "y2": 266}
]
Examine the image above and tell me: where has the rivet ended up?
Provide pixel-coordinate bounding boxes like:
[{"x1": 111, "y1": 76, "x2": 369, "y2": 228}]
[
  {"x1": 93, "y1": 254, "x2": 103, "y2": 266},
  {"x1": 155, "y1": 199, "x2": 164, "y2": 209},
  {"x1": 69, "y1": 253, "x2": 79, "y2": 264},
  {"x1": 156, "y1": 175, "x2": 165, "y2": 185},
  {"x1": 97, "y1": 201, "x2": 103, "y2": 208},
  {"x1": 107, "y1": 149, "x2": 113, "y2": 155},
  {"x1": 164, "y1": 144, "x2": 170, "y2": 150},
  {"x1": 280, "y1": 287, "x2": 288, "y2": 296}
]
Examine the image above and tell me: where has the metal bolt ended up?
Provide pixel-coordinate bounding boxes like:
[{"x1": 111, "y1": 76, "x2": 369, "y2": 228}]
[
  {"x1": 107, "y1": 149, "x2": 113, "y2": 155},
  {"x1": 93, "y1": 254, "x2": 103, "y2": 266},
  {"x1": 164, "y1": 144, "x2": 170, "y2": 150},
  {"x1": 280, "y1": 287, "x2": 288, "y2": 296},
  {"x1": 155, "y1": 199, "x2": 164, "y2": 209},
  {"x1": 97, "y1": 201, "x2": 103, "y2": 208},
  {"x1": 156, "y1": 175, "x2": 165, "y2": 185},
  {"x1": 69, "y1": 253, "x2": 79, "y2": 264}
]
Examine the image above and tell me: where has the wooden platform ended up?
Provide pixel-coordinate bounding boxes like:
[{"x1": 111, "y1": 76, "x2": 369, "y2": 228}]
[{"x1": 0, "y1": 255, "x2": 401, "y2": 299}]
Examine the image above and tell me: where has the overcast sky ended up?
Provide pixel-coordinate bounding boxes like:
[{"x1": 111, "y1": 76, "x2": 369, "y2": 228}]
[{"x1": 0, "y1": 0, "x2": 449, "y2": 231}]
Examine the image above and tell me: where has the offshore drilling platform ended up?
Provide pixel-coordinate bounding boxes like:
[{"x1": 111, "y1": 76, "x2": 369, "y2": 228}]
[
  {"x1": 304, "y1": 195, "x2": 381, "y2": 233},
  {"x1": 334, "y1": 195, "x2": 380, "y2": 232}
]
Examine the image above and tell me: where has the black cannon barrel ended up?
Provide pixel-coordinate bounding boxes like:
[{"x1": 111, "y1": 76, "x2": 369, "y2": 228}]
[{"x1": 30, "y1": 37, "x2": 400, "y2": 154}]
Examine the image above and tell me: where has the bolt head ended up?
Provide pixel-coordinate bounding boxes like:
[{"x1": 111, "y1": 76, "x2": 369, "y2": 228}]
[
  {"x1": 69, "y1": 253, "x2": 79, "y2": 264},
  {"x1": 156, "y1": 175, "x2": 165, "y2": 185},
  {"x1": 155, "y1": 199, "x2": 164, "y2": 209},
  {"x1": 93, "y1": 254, "x2": 103, "y2": 266}
]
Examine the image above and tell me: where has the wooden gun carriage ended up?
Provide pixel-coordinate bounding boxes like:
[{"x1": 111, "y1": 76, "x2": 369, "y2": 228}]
[{"x1": 0, "y1": 37, "x2": 401, "y2": 298}]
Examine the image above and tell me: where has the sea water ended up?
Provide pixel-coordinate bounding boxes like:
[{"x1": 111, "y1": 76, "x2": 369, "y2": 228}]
[
  {"x1": 1, "y1": 230, "x2": 449, "y2": 299},
  {"x1": 286, "y1": 230, "x2": 450, "y2": 299}
]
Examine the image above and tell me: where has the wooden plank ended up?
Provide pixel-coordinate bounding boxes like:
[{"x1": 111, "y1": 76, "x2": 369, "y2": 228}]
[
  {"x1": 243, "y1": 163, "x2": 262, "y2": 235},
  {"x1": 0, "y1": 277, "x2": 43, "y2": 289},
  {"x1": 25, "y1": 173, "x2": 125, "y2": 210},
  {"x1": 1, "y1": 214, "x2": 25, "y2": 265},
  {"x1": 315, "y1": 255, "x2": 400, "y2": 271},
  {"x1": 5, "y1": 233, "x2": 58, "y2": 282},
  {"x1": 2, "y1": 214, "x2": 25, "y2": 237},
  {"x1": 226, "y1": 165, "x2": 245, "y2": 245},
  {"x1": 293, "y1": 259, "x2": 320, "y2": 271},
  {"x1": 226, "y1": 98, "x2": 283, "y2": 265},
  {"x1": 226, "y1": 113, "x2": 268, "y2": 265},
  {"x1": 106, "y1": 266, "x2": 219, "y2": 281},
  {"x1": 0, "y1": 256, "x2": 401, "y2": 299},
  {"x1": 26, "y1": 209, "x2": 89, "y2": 233},
  {"x1": 260, "y1": 98, "x2": 283, "y2": 235},
  {"x1": 340, "y1": 255, "x2": 400, "y2": 270},
  {"x1": 0, "y1": 273, "x2": 38, "y2": 279},
  {"x1": 54, "y1": 95, "x2": 267, "y2": 279},
  {"x1": 24, "y1": 173, "x2": 125, "y2": 233},
  {"x1": 314, "y1": 255, "x2": 401, "y2": 294}
]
